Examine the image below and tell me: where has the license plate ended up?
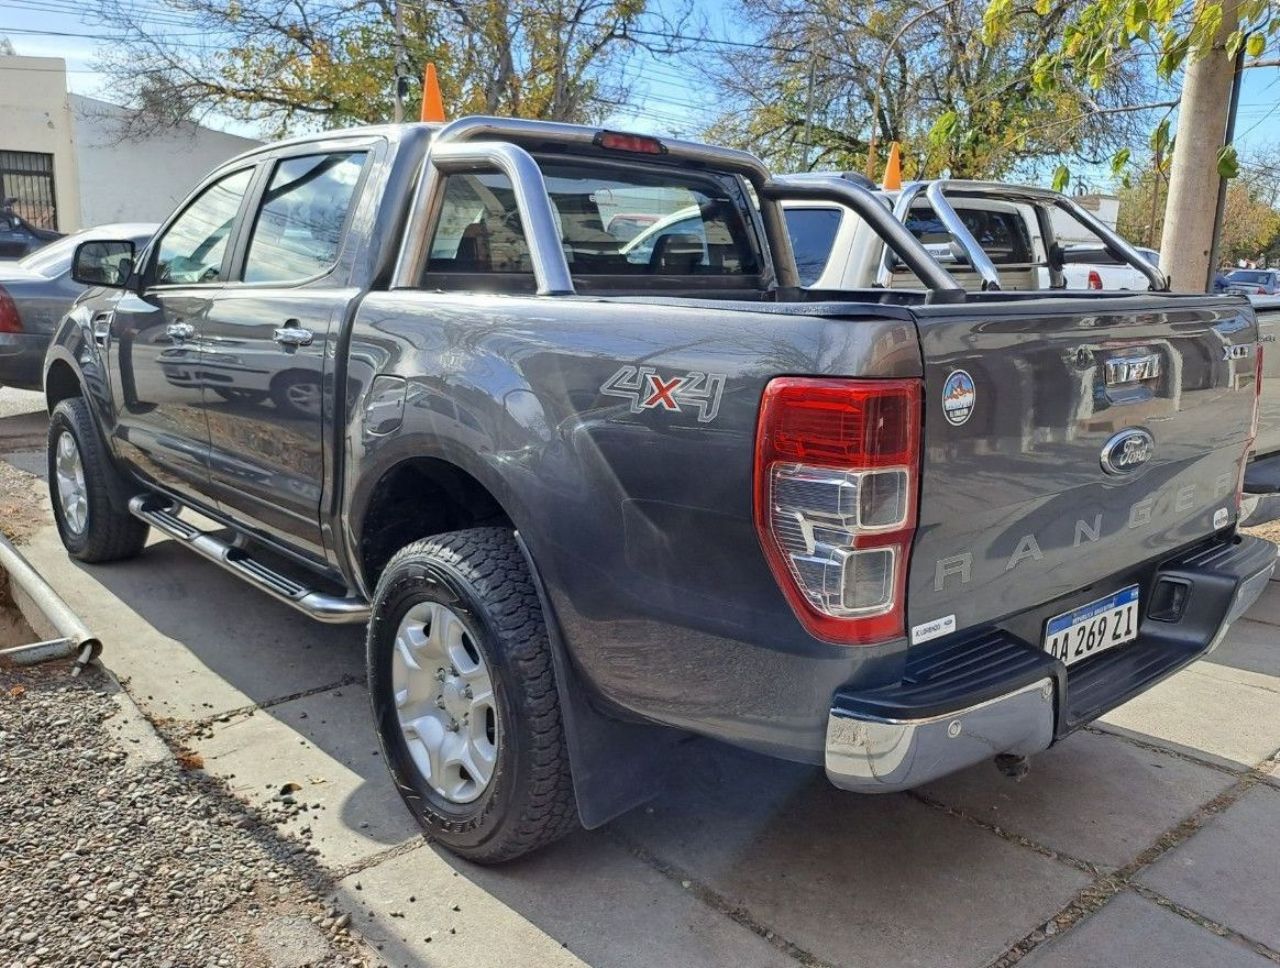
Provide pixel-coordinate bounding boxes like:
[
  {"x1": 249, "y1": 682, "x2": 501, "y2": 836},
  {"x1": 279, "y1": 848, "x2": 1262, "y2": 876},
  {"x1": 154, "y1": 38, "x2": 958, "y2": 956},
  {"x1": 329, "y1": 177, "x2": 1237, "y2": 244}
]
[{"x1": 1043, "y1": 585, "x2": 1140, "y2": 667}]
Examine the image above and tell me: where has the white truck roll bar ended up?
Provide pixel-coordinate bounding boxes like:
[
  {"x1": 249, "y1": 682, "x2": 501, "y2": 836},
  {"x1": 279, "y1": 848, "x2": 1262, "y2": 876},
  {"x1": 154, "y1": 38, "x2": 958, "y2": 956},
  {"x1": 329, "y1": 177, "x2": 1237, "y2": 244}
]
[{"x1": 877, "y1": 180, "x2": 1169, "y2": 293}]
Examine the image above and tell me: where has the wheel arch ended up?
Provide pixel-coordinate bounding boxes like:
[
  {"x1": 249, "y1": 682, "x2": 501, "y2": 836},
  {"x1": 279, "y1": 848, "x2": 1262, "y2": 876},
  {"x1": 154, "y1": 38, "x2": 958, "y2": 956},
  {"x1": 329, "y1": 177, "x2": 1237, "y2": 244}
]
[
  {"x1": 44, "y1": 355, "x2": 83, "y2": 411},
  {"x1": 351, "y1": 453, "x2": 515, "y2": 594}
]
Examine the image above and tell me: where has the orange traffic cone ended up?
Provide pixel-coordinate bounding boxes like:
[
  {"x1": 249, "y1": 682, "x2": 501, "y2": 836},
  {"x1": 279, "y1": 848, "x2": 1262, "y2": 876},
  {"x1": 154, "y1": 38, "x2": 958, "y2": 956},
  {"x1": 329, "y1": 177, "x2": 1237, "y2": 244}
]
[
  {"x1": 882, "y1": 141, "x2": 902, "y2": 190},
  {"x1": 421, "y1": 63, "x2": 446, "y2": 123}
]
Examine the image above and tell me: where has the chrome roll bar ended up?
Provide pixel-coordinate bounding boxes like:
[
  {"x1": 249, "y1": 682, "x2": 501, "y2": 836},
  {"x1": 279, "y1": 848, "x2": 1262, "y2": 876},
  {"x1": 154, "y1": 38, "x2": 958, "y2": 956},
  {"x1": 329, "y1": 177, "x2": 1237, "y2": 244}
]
[
  {"x1": 413, "y1": 140, "x2": 575, "y2": 296},
  {"x1": 395, "y1": 117, "x2": 969, "y2": 297},
  {"x1": 768, "y1": 175, "x2": 964, "y2": 295},
  {"x1": 393, "y1": 115, "x2": 804, "y2": 293},
  {"x1": 877, "y1": 180, "x2": 1168, "y2": 292}
]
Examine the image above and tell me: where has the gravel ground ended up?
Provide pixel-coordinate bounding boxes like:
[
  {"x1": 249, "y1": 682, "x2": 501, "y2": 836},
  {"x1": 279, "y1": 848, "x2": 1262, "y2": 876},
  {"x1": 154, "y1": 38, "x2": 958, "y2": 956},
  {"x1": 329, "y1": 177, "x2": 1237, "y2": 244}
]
[{"x1": 0, "y1": 660, "x2": 373, "y2": 968}]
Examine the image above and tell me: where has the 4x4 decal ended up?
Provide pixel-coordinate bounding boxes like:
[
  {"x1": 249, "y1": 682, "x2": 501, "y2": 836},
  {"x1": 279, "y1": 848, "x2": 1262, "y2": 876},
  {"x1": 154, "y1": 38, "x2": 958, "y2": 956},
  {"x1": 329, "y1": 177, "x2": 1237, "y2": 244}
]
[{"x1": 600, "y1": 365, "x2": 726, "y2": 423}]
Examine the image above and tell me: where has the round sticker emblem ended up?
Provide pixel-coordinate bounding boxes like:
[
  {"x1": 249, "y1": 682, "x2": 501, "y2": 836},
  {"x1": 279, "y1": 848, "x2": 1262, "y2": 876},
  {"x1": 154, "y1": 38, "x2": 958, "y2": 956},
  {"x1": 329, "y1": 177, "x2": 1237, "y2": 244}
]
[{"x1": 942, "y1": 370, "x2": 975, "y2": 427}]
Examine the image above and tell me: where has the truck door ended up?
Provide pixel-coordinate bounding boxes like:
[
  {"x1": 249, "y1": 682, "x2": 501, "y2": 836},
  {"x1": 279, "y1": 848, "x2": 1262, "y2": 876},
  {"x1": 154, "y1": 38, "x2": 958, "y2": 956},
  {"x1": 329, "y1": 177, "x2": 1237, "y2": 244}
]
[
  {"x1": 107, "y1": 166, "x2": 255, "y2": 504},
  {"x1": 198, "y1": 147, "x2": 370, "y2": 560}
]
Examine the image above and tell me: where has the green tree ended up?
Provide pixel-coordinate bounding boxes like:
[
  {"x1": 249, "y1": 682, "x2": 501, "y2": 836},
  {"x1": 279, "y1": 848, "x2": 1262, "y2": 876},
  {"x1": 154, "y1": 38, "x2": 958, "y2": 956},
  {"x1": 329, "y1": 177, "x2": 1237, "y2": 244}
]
[
  {"x1": 95, "y1": 0, "x2": 693, "y2": 137},
  {"x1": 703, "y1": 0, "x2": 1161, "y2": 177},
  {"x1": 1117, "y1": 159, "x2": 1280, "y2": 262}
]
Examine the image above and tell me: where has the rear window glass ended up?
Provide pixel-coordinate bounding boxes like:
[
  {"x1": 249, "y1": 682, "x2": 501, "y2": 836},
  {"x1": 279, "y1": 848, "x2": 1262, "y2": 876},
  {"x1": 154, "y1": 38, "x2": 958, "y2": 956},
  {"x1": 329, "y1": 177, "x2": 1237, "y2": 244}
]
[
  {"x1": 424, "y1": 160, "x2": 760, "y2": 283},
  {"x1": 1229, "y1": 270, "x2": 1274, "y2": 284},
  {"x1": 904, "y1": 205, "x2": 1034, "y2": 266},
  {"x1": 784, "y1": 207, "x2": 842, "y2": 286}
]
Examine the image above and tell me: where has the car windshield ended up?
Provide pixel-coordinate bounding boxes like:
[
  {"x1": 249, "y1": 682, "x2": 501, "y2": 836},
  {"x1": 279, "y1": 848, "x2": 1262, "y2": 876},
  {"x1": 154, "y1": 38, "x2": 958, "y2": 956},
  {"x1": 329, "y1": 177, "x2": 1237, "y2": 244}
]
[
  {"x1": 16, "y1": 234, "x2": 79, "y2": 278},
  {"x1": 1228, "y1": 270, "x2": 1273, "y2": 284}
]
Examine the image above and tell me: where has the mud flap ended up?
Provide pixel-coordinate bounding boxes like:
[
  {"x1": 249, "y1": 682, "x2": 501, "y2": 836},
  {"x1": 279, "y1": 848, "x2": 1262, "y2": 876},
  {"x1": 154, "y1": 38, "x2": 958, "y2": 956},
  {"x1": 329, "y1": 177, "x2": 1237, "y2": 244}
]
[{"x1": 514, "y1": 533, "x2": 685, "y2": 828}]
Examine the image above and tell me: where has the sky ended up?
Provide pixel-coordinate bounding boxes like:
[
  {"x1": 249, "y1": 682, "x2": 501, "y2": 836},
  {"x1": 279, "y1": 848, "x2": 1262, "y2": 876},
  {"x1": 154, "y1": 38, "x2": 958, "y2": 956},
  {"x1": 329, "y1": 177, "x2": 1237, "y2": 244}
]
[{"x1": 2, "y1": 0, "x2": 1278, "y2": 191}]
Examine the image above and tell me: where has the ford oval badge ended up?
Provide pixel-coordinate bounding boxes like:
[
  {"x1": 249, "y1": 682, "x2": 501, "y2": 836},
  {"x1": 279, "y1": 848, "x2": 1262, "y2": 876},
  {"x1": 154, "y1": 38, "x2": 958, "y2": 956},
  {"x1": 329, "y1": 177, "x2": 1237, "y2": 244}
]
[{"x1": 1101, "y1": 428, "x2": 1154, "y2": 476}]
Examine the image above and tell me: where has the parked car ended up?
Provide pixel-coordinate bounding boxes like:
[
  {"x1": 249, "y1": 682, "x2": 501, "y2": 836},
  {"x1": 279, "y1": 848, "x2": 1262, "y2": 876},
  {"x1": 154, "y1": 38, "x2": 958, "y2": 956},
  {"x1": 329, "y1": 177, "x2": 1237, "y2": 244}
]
[
  {"x1": 0, "y1": 204, "x2": 61, "y2": 261},
  {"x1": 1225, "y1": 269, "x2": 1280, "y2": 296},
  {"x1": 0, "y1": 223, "x2": 158, "y2": 390},
  {"x1": 44, "y1": 119, "x2": 1272, "y2": 865}
]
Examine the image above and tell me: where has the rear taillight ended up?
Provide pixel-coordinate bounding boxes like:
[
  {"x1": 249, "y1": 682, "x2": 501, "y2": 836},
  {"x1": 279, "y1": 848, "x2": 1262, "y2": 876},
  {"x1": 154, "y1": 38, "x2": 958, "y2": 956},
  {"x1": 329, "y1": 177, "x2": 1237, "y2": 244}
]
[
  {"x1": 1087, "y1": 270, "x2": 1103, "y2": 290},
  {"x1": 754, "y1": 377, "x2": 922, "y2": 645},
  {"x1": 0, "y1": 286, "x2": 21, "y2": 334}
]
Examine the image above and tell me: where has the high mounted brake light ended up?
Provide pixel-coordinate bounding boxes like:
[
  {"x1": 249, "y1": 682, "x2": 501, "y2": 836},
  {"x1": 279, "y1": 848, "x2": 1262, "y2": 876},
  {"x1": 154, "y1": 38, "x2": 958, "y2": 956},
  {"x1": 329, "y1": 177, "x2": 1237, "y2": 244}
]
[
  {"x1": 594, "y1": 131, "x2": 667, "y2": 155},
  {"x1": 754, "y1": 377, "x2": 922, "y2": 645}
]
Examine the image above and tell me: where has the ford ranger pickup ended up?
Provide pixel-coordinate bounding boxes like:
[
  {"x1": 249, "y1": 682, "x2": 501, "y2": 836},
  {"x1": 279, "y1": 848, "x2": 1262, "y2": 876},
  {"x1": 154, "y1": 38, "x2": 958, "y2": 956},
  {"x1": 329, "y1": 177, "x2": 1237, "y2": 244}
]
[{"x1": 44, "y1": 118, "x2": 1274, "y2": 863}]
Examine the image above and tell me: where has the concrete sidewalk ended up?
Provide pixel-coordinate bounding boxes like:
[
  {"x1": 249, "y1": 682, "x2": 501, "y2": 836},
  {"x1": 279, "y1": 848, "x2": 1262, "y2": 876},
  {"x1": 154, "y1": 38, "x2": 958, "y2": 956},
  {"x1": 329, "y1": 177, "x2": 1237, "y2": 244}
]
[{"x1": 4, "y1": 387, "x2": 1279, "y2": 968}]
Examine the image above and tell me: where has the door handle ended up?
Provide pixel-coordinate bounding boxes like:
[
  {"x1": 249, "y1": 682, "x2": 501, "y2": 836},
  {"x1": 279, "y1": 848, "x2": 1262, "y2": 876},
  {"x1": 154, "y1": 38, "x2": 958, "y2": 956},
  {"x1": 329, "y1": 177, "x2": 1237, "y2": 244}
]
[
  {"x1": 165, "y1": 321, "x2": 195, "y2": 342},
  {"x1": 273, "y1": 323, "x2": 314, "y2": 347}
]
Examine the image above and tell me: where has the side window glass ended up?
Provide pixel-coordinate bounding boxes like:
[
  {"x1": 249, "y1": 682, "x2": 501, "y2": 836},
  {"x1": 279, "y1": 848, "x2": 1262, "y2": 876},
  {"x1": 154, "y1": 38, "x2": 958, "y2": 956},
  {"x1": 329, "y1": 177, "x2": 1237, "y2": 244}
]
[
  {"x1": 154, "y1": 168, "x2": 253, "y2": 285},
  {"x1": 425, "y1": 173, "x2": 533, "y2": 276},
  {"x1": 242, "y1": 151, "x2": 367, "y2": 284}
]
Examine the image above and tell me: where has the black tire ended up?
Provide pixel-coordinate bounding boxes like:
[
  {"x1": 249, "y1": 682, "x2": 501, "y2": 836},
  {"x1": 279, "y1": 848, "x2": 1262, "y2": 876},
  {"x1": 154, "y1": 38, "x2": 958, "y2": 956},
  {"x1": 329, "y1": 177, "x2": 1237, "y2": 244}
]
[
  {"x1": 367, "y1": 527, "x2": 579, "y2": 863},
  {"x1": 47, "y1": 397, "x2": 149, "y2": 563}
]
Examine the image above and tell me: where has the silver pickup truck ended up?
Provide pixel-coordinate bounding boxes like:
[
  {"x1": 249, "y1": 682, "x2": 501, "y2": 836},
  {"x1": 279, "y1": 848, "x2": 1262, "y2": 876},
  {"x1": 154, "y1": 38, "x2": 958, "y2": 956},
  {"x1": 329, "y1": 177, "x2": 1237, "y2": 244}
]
[{"x1": 45, "y1": 118, "x2": 1274, "y2": 862}]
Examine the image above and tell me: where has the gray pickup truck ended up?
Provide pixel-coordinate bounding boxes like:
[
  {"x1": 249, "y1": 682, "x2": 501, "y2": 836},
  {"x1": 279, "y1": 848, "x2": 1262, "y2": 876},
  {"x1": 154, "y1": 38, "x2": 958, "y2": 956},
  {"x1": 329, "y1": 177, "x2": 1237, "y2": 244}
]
[{"x1": 44, "y1": 117, "x2": 1274, "y2": 863}]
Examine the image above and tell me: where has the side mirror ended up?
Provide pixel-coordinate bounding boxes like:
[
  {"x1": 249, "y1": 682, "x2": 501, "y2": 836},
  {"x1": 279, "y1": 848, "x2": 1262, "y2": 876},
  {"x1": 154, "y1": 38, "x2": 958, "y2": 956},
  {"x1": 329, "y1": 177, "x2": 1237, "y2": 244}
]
[{"x1": 72, "y1": 239, "x2": 135, "y2": 288}]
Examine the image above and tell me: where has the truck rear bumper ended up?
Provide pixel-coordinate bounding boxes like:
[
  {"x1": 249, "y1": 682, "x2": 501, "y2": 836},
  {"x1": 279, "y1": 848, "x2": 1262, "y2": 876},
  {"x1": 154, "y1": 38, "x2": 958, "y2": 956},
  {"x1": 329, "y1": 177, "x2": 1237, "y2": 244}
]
[{"x1": 824, "y1": 534, "x2": 1276, "y2": 794}]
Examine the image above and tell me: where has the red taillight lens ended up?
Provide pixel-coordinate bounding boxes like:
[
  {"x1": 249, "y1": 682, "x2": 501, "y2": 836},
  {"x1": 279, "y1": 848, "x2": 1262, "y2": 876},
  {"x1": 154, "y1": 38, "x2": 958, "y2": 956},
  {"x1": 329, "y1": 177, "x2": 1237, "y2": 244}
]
[
  {"x1": 1087, "y1": 270, "x2": 1103, "y2": 290},
  {"x1": 0, "y1": 286, "x2": 21, "y2": 334},
  {"x1": 593, "y1": 131, "x2": 666, "y2": 155},
  {"x1": 754, "y1": 377, "x2": 922, "y2": 645}
]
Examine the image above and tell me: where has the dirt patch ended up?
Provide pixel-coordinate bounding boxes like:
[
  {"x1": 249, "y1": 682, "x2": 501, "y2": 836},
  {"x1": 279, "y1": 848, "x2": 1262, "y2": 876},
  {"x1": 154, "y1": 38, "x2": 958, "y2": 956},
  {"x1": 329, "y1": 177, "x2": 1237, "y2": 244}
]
[
  {"x1": 0, "y1": 457, "x2": 45, "y2": 546},
  {"x1": 0, "y1": 570, "x2": 36, "y2": 650},
  {"x1": 0, "y1": 660, "x2": 375, "y2": 967}
]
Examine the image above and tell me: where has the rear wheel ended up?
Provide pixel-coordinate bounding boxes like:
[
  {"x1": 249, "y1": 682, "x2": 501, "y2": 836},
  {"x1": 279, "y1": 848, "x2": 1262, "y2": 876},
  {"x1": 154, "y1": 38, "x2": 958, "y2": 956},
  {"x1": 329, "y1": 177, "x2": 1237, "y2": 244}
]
[
  {"x1": 367, "y1": 528, "x2": 578, "y2": 863},
  {"x1": 47, "y1": 398, "x2": 149, "y2": 563}
]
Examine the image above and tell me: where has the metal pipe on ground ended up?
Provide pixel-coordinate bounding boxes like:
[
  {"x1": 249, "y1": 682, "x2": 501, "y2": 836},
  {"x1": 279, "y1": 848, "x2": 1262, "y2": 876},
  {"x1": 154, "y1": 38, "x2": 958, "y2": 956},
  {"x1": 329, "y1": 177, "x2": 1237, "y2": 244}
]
[{"x1": 0, "y1": 532, "x2": 100, "y2": 673}]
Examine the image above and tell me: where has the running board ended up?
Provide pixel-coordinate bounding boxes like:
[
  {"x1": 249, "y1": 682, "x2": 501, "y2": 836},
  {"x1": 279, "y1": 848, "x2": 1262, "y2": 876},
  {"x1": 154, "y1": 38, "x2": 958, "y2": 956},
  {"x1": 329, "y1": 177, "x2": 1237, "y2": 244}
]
[{"x1": 128, "y1": 496, "x2": 370, "y2": 624}]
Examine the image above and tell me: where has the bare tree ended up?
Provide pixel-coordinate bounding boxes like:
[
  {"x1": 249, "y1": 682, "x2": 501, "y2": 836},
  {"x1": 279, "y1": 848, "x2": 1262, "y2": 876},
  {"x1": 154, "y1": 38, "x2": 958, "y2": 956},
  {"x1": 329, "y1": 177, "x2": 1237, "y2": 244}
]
[
  {"x1": 93, "y1": 0, "x2": 696, "y2": 137},
  {"x1": 703, "y1": 0, "x2": 1161, "y2": 178}
]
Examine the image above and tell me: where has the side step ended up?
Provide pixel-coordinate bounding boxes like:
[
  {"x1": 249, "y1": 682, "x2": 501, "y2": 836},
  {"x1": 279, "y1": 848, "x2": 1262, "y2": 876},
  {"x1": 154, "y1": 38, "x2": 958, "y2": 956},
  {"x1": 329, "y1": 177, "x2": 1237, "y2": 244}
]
[{"x1": 128, "y1": 496, "x2": 371, "y2": 625}]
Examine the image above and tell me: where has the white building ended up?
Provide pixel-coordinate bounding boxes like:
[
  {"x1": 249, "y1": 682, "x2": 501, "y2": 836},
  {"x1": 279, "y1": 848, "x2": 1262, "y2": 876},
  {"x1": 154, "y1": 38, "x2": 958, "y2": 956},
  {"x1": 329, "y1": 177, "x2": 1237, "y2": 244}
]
[{"x1": 0, "y1": 55, "x2": 260, "y2": 233}]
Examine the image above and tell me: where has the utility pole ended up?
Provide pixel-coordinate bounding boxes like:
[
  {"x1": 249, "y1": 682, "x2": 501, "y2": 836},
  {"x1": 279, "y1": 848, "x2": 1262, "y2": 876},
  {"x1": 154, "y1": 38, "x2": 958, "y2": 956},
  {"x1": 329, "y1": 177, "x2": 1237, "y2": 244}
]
[
  {"x1": 801, "y1": 40, "x2": 816, "y2": 171},
  {"x1": 1147, "y1": 140, "x2": 1163, "y2": 249},
  {"x1": 1158, "y1": 0, "x2": 1240, "y2": 291},
  {"x1": 1205, "y1": 40, "x2": 1247, "y2": 288},
  {"x1": 392, "y1": 0, "x2": 406, "y2": 123}
]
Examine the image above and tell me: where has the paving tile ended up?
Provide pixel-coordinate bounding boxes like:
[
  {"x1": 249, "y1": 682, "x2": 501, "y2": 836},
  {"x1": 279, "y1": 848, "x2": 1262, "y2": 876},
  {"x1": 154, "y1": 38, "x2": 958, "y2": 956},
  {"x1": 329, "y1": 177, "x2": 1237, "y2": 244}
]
[
  {"x1": 1020, "y1": 891, "x2": 1274, "y2": 968},
  {"x1": 1099, "y1": 662, "x2": 1280, "y2": 769},
  {"x1": 338, "y1": 848, "x2": 587, "y2": 968},
  {"x1": 1138, "y1": 784, "x2": 1280, "y2": 951},
  {"x1": 194, "y1": 686, "x2": 420, "y2": 870},
  {"x1": 17, "y1": 523, "x2": 365, "y2": 719},
  {"x1": 460, "y1": 831, "x2": 792, "y2": 968},
  {"x1": 613, "y1": 743, "x2": 1091, "y2": 968},
  {"x1": 921, "y1": 729, "x2": 1236, "y2": 868}
]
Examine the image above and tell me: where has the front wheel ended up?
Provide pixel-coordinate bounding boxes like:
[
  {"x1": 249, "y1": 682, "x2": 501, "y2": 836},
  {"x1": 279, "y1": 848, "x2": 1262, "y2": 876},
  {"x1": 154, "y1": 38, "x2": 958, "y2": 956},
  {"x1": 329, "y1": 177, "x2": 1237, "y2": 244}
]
[
  {"x1": 47, "y1": 397, "x2": 149, "y2": 562},
  {"x1": 367, "y1": 528, "x2": 579, "y2": 863}
]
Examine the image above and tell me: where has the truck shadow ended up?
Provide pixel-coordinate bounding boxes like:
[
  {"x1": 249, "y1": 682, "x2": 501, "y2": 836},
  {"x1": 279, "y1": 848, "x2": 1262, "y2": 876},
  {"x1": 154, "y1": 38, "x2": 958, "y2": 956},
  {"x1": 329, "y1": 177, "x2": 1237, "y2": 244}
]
[{"x1": 42, "y1": 526, "x2": 1280, "y2": 968}]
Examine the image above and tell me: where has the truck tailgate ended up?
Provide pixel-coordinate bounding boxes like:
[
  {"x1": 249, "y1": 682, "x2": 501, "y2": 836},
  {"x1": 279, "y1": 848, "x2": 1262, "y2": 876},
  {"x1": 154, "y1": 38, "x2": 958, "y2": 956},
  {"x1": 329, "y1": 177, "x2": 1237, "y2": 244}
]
[{"x1": 907, "y1": 294, "x2": 1258, "y2": 638}]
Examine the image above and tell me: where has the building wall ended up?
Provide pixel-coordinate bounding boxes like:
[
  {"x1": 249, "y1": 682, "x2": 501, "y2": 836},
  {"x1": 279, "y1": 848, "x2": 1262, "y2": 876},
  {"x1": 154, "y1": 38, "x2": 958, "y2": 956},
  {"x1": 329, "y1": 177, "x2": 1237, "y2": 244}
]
[
  {"x1": 0, "y1": 56, "x2": 81, "y2": 232},
  {"x1": 70, "y1": 95, "x2": 261, "y2": 227}
]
